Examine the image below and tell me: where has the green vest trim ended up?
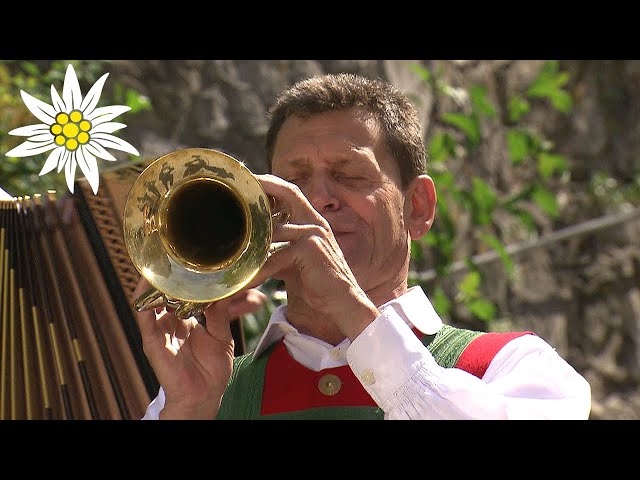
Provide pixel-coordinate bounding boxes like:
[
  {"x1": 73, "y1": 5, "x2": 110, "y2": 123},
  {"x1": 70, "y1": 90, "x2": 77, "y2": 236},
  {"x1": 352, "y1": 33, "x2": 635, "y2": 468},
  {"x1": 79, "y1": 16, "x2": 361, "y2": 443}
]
[
  {"x1": 423, "y1": 324, "x2": 484, "y2": 368},
  {"x1": 216, "y1": 324, "x2": 483, "y2": 420},
  {"x1": 261, "y1": 406, "x2": 382, "y2": 420}
]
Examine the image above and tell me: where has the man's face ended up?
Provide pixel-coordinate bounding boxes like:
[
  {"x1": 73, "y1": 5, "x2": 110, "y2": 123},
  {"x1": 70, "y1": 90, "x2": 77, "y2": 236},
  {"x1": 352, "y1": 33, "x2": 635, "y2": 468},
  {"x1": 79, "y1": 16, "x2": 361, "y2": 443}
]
[{"x1": 271, "y1": 109, "x2": 411, "y2": 292}]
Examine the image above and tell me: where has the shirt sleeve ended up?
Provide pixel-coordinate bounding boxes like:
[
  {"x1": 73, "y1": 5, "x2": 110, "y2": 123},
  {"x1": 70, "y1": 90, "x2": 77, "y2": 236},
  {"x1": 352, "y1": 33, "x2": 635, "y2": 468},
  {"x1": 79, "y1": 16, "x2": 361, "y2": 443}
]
[
  {"x1": 141, "y1": 387, "x2": 165, "y2": 420},
  {"x1": 346, "y1": 308, "x2": 592, "y2": 419}
]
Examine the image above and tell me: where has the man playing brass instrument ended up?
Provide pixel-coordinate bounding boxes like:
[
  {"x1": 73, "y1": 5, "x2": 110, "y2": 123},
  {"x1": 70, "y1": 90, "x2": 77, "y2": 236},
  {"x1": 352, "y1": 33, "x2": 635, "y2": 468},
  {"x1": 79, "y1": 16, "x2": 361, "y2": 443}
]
[{"x1": 135, "y1": 73, "x2": 591, "y2": 420}]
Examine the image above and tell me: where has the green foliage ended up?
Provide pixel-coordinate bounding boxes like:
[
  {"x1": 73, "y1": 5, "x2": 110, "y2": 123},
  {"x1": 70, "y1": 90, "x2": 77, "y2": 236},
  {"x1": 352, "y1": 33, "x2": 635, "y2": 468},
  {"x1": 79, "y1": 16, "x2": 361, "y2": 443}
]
[
  {"x1": 410, "y1": 60, "x2": 573, "y2": 328},
  {"x1": 526, "y1": 60, "x2": 572, "y2": 113},
  {"x1": 469, "y1": 85, "x2": 497, "y2": 118},
  {"x1": 430, "y1": 286, "x2": 451, "y2": 319},
  {"x1": 508, "y1": 95, "x2": 531, "y2": 122},
  {"x1": 0, "y1": 60, "x2": 152, "y2": 197},
  {"x1": 506, "y1": 129, "x2": 529, "y2": 164},
  {"x1": 442, "y1": 112, "x2": 481, "y2": 149},
  {"x1": 428, "y1": 132, "x2": 456, "y2": 163}
]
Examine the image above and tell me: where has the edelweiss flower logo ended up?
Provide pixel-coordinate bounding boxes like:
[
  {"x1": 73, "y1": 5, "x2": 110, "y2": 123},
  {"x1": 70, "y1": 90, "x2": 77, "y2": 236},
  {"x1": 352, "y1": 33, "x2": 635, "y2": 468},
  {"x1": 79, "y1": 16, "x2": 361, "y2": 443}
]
[{"x1": 5, "y1": 64, "x2": 139, "y2": 194}]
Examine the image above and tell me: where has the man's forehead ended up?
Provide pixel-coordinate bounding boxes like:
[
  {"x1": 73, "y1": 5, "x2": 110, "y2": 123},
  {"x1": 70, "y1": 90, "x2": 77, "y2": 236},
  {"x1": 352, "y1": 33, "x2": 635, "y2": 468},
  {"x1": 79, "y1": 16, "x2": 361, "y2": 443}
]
[{"x1": 274, "y1": 118, "x2": 381, "y2": 162}]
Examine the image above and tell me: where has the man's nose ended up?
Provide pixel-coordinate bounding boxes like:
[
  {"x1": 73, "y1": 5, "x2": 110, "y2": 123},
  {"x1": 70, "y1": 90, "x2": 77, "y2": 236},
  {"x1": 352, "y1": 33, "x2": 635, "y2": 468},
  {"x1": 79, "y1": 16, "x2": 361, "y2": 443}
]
[{"x1": 304, "y1": 176, "x2": 340, "y2": 212}]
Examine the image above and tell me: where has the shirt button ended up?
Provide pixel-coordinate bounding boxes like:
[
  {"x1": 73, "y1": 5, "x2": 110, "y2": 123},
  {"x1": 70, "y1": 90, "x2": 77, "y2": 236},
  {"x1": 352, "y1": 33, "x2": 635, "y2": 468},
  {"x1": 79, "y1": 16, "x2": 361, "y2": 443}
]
[
  {"x1": 361, "y1": 369, "x2": 376, "y2": 386},
  {"x1": 331, "y1": 349, "x2": 342, "y2": 360},
  {"x1": 318, "y1": 374, "x2": 342, "y2": 396}
]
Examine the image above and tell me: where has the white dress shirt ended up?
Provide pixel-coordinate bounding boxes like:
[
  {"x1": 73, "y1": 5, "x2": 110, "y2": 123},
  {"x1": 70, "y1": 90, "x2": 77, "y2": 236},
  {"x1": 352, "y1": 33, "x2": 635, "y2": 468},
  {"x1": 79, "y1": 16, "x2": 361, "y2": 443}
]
[{"x1": 142, "y1": 286, "x2": 592, "y2": 420}]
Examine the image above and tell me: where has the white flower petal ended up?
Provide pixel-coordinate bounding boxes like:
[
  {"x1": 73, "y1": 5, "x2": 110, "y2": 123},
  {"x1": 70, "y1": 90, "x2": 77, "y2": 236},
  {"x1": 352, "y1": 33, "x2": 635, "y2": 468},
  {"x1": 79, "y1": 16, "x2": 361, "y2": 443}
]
[
  {"x1": 91, "y1": 122, "x2": 126, "y2": 134},
  {"x1": 58, "y1": 149, "x2": 70, "y2": 172},
  {"x1": 86, "y1": 105, "x2": 131, "y2": 124},
  {"x1": 76, "y1": 146, "x2": 100, "y2": 194},
  {"x1": 85, "y1": 141, "x2": 117, "y2": 161},
  {"x1": 62, "y1": 64, "x2": 82, "y2": 111},
  {"x1": 93, "y1": 133, "x2": 140, "y2": 156},
  {"x1": 5, "y1": 140, "x2": 56, "y2": 157},
  {"x1": 20, "y1": 90, "x2": 56, "y2": 125},
  {"x1": 40, "y1": 147, "x2": 64, "y2": 176},
  {"x1": 8, "y1": 124, "x2": 50, "y2": 137},
  {"x1": 65, "y1": 154, "x2": 77, "y2": 193},
  {"x1": 50, "y1": 85, "x2": 65, "y2": 112},
  {"x1": 26, "y1": 132, "x2": 54, "y2": 143},
  {"x1": 80, "y1": 73, "x2": 109, "y2": 116}
]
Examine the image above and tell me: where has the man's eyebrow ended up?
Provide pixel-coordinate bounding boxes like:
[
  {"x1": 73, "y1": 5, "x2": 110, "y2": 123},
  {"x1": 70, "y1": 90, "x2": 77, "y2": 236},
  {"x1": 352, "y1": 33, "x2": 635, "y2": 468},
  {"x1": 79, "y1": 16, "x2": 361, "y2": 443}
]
[{"x1": 281, "y1": 157, "x2": 310, "y2": 168}]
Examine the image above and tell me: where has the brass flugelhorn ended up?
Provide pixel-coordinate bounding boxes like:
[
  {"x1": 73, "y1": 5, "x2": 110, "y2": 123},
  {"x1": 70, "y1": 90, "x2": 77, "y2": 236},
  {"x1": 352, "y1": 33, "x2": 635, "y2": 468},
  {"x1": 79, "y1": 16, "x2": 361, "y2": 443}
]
[{"x1": 123, "y1": 148, "x2": 287, "y2": 324}]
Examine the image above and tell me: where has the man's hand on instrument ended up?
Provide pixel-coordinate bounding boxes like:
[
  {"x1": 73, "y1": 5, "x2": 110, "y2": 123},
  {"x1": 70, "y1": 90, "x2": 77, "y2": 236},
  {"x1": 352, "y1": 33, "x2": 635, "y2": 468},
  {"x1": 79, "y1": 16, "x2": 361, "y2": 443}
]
[
  {"x1": 132, "y1": 277, "x2": 266, "y2": 419},
  {"x1": 250, "y1": 174, "x2": 379, "y2": 341}
]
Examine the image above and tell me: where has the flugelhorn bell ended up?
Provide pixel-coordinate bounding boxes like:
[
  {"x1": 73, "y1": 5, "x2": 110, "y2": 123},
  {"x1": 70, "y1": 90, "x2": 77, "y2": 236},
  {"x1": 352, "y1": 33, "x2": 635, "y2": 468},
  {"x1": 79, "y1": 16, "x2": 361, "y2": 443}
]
[{"x1": 123, "y1": 148, "x2": 285, "y2": 323}]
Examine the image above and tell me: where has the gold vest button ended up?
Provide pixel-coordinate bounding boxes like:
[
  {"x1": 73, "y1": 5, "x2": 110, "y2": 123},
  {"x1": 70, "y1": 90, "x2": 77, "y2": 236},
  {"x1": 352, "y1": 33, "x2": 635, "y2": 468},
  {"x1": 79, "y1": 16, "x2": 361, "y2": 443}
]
[{"x1": 318, "y1": 374, "x2": 342, "y2": 396}]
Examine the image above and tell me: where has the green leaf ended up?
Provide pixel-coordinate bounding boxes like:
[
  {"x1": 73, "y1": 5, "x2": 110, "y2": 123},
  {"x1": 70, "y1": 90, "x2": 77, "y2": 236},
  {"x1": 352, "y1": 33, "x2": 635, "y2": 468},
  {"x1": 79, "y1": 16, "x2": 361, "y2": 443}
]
[
  {"x1": 532, "y1": 185, "x2": 559, "y2": 217},
  {"x1": 526, "y1": 60, "x2": 572, "y2": 113},
  {"x1": 428, "y1": 132, "x2": 455, "y2": 163},
  {"x1": 554, "y1": 71, "x2": 570, "y2": 89},
  {"x1": 409, "y1": 64, "x2": 432, "y2": 84},
  {"x1": 125, "y1": 89, "x2": 152, "y2": 113},
  {"x1": 442, "y1": 112, "x2": 481, "y2": 148},
  {"x1": 410, "y1": 240, "x2": 423, "y2": 263},
  {"x1": 527, "y1": 60, "x2": 560, "y2": 98},
  {"x1": 508, "y1": 95, "x2": 530, "y2": 122},
  {"x1": 506, "y1": 129, "x2": 530, "y2": 164},
  {"x1": 537, "y1": 152, "x2": 568, "y2": 178},
  {"x1": 549, "y1": 90, "x2": 573, "y2": 113},
  {"x1": 471, "y1": 177, "x2": 497, "y2": 225},
  {"x1": 470, "y1": 84, "x2": 496, "y2": 117},
  {"x1": 542, "y1": 60, "x2": 560, "y2": 74},
  {"x1": 424, "y1": 234, "x2": 438, "y2": 247},
  {"x1": 431, "y1": 286, "x2": 451, "y2": 319},
  {"x1": 20, "y1": 61, "x2": 40, "y2": 77},
  {"x1": 430, "y1": 170, "x2": 456, "y2": 199},
  {"x1": 458, "y1": 271, "x2": 481, "y2": 299},
  {"x1": 468, "y1": 298, "x2": 497, "y2": 322},
  {"x1": 479, "y1": 233, "x2": 514, "y2": 276}
]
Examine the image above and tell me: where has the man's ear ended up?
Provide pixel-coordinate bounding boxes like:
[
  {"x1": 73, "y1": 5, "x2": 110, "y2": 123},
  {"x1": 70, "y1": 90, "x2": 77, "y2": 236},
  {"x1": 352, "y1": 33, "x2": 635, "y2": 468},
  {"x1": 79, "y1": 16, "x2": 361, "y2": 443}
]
[{"x1": 405, "y1": 175, "x2": 436, "y2": 240}]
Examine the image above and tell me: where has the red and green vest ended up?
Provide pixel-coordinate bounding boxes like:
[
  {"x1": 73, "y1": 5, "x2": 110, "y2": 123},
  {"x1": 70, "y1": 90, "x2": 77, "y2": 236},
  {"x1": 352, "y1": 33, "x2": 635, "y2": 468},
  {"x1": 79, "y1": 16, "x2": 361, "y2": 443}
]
[{"x1": 216, "y1": 324, "x2": 533, "y2": 420}]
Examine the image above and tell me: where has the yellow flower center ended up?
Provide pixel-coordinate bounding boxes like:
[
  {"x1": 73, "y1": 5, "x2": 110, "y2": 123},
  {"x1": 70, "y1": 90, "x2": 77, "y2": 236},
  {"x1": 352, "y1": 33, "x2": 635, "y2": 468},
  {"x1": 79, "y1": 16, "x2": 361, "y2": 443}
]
[
  {"x1": 77, "y1": 132, "x2": 90, "y2": 144},
  {"x1": 56, "y1": 112, "x2": 69, "y2": 124},
  {"x1": 69, "y1": 110, "x2": 83, "y2": 123},
  {"x1": 63, "y1": 123, "x2": 79, "y2": 138},
  {"x1": 50, "y1": 109, "x2": 91, "y2": 150}
]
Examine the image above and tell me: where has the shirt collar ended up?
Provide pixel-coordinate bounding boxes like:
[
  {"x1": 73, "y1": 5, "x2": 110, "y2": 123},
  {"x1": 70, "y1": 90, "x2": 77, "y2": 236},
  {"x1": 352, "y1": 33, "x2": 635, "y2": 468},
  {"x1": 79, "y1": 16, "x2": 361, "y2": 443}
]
[
  {"x1": 379, "y1": 285, "x2": 442, "y2": 336},
  {"x1": 252, "y1": 285, "x2": 442, "y2": 359},
  {"x1": 252, "y1": 305, "x2": 292, "y2": 358}
]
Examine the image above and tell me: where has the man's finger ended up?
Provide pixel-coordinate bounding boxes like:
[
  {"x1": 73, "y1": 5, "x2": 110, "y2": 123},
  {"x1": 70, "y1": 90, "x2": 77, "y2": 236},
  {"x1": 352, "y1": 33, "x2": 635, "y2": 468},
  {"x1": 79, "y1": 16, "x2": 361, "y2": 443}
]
[
  {"x1": 132, "y1": 276, "x2": 153, "y2": 303},
  {"x1": 135, "y1": 306, "x2": 164, "y2": 347},
  {"x1": 257, "y1": 174, "x2": 326, "y2": 226}
]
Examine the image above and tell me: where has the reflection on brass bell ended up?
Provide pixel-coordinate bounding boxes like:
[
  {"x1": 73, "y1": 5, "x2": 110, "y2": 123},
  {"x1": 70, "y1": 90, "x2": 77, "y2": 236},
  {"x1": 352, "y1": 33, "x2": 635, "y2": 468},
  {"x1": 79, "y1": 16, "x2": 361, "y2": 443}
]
[{"x1": 123, "y1": 148, "x2": 290, "y2": 325}]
